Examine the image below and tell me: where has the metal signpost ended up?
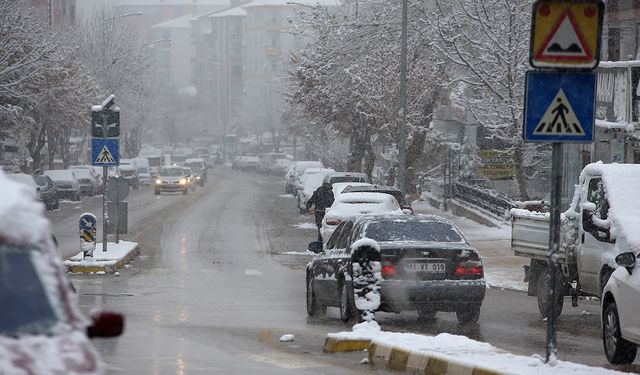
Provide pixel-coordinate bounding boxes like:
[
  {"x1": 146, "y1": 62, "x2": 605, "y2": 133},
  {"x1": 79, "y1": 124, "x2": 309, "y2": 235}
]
[
  {"x1": 91, "y1": 95, "x2": 120, "y2": 253},
  {"x1": 524, "y1": 0, "x2": 603, "y2": 362},
  {"x1": 79, "y1": 213, "x2": 97, "y2": 258},
  {"x1": 106, "y1": 176, "x2": 129, "y2": 243}
]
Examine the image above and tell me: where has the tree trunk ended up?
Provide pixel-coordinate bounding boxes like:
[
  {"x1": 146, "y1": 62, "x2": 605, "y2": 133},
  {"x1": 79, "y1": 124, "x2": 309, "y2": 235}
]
[{"x1": 514, "y1": 141, "x2": 530, "y2": 201}]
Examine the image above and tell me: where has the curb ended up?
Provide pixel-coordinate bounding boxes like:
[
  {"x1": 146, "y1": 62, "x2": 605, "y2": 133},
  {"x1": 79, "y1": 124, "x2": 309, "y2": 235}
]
[
  {"x1": 368, "y1": 341, "x2": 504, "y2": 375},
  {"x1": 322, "y1": 337, "x2": 370, "y2": 353},
  {"x1": 65, "y1": 245, "x2": 140, "y2": 274}
]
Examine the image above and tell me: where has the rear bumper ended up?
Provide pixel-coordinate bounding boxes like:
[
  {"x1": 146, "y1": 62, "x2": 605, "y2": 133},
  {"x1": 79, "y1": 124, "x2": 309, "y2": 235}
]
[{"x1": 379, "y1": 279, "x2": 486, "y2": 312}]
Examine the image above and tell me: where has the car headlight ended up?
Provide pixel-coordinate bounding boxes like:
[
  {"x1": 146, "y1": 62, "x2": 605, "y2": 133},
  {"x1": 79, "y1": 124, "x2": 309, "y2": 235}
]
[
  {"x1": 196, "y1": 176, "x2": 201, "y2": 180},
  {"x1": 156, "y1": 179, "x2": 162, "y2": 185},
  {"x1": 179, "y1": 179, "x2": 187, "y2": 185}
]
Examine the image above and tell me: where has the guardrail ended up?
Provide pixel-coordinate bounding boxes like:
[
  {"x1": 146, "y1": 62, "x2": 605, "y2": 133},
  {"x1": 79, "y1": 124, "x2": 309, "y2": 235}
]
[{"x1": 453, "y1": 181, "x2": 516, "y2": 220}]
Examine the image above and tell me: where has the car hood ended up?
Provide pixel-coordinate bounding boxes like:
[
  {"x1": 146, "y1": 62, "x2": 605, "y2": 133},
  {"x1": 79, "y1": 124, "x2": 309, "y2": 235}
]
[
  {"x1": 0, "y1": 331, "x2": 101, "y2": 375},
  {"x1": 159, "y1": 176, "x2": 183, "y2": 183}
]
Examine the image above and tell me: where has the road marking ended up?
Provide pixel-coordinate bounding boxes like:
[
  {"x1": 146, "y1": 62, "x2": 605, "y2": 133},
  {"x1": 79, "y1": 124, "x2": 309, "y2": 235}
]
[
  {"x1": 247, "y1": 352, "x2": 319, "y2": 369},
  {"x1": 245, "y1": 269, "x2": 263, "y2": 276}
]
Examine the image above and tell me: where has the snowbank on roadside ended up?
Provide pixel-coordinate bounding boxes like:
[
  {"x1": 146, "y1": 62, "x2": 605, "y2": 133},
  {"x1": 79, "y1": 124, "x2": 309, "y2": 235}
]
[
  {"x1": 329, "y1": 326, "x2": 628, "y2": 375},
  {"x1": 64, "y1": 241, "x2": 138, "y2": 267}
]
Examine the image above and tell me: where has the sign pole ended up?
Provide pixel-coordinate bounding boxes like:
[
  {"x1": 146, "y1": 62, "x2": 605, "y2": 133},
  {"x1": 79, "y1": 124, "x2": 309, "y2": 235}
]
[
  {"x1": 102, "y1": 110, "x2": 109, "y2": 253},
  {"x1": 546, "y1": 142, "x2": 563, "y2": 362}
]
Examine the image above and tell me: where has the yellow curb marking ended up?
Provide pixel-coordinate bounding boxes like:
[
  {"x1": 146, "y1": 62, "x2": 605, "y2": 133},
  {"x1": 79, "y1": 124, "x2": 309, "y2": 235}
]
[{"x1": 322, "y1": 337, "x2": 370, "y2": 353}]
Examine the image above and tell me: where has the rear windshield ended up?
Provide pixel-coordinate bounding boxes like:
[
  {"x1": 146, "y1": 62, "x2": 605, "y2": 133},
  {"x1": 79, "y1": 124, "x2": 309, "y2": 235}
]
[
  {"x1": 330, "y1": 176, "x2": 367, "y2": 184},
  {"x1": 365, "y1": 221, "x2": 463, "y2": 243}
]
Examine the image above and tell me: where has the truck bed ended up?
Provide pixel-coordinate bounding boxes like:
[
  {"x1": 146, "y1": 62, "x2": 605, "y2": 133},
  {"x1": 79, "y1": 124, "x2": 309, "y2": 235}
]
[{"x1": 511, "y1": 209, "x2": 574, "y2": 263}]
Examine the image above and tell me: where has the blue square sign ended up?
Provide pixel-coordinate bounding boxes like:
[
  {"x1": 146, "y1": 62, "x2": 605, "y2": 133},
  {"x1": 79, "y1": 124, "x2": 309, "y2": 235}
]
[
  {"x1": 524, "y1": 71, "x2": 596, "y2": 143},
  {"x1": 91, "y1": 138, "x2": 119, "y2": 166}
]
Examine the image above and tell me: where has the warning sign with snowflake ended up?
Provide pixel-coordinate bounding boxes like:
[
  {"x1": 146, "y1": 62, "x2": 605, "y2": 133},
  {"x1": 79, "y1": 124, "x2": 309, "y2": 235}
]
[
  {"x1": 524, "y1": 71, "x2": 596, "y2": 143},
  {"x1": 530, "y1": 0, "x2": 603, "y2": 69}
]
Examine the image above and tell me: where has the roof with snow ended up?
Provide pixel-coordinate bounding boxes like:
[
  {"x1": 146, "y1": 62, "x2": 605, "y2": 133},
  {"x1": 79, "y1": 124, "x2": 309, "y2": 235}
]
[
  {"x1": 152, "y1": 14, "x2": 194, "y2": 28},
  {"x1": 242, "y1": 0, "x2": 338, "y2": 8},
  {"x1": 208, "y1": 5, "x2": 247, "y2": 17},
  {"x1": 117, "y1": 0, "x2": 228, "y2": 5}
]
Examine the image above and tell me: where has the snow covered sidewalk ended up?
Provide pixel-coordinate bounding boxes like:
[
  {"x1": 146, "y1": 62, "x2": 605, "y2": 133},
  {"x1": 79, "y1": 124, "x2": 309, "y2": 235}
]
[
  {"x1": 411, "y1": 199, "x2": 527, "y2": 292},
  {"x1": 64, "y1": 240, "x2": 139, "y2": 274},
  {"x1": 326, "y1": 322, "x2": 628, "y2": 375}
]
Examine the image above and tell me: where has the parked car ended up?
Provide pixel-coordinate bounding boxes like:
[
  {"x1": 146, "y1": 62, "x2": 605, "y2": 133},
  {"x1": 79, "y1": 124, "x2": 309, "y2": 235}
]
[
  {"x1": 131, "y1": 157, "x2": 152, "y2": 185},
  {"x1": 320, "y1": 192, "x2": 405, "y2": 242},
  {"x1": 322, "y1": 171, "x2": 369, "y2": 185},
  {"x1": 342, "y1": 185, "x2": 414, "y2": 213},
  {"x1": 70, "y1": 165, "x2": 102, "y2": 193},
  {"x1": 34, "y1": 175, "x2": 59, "y2": 210},
  {"x1": 155, "y1": 166, "x2": 190, "y2": 195},
  {"x1": 330, "y1": 182, "x2": 373, "y2": 201},
  {"x1": 70, "y1": 168, "x2": 98, "y2": 196},
  {"x1": 232, "y1": 155, "x2": 260, "y2": 171},
  {"x1": 285, "y1": 161, "x2": 323, "y2": 195},
  {"x1": 6, "y1": 173, "x2": 59, "y2": 211},
  {"x1": 306, "y1": 214, "x2": 486, "y2": 323},
  {"x1": 0, "y1": 170, "x2": 124, "y2": 374},
  {"x1": 185, "y1": 158, "x2": 207, "y2": 185},
  {"x1": 258, "y1": 152, "x2": 289, "y2": 174},
  {"x1": 296, "y1": 168, "x2": 335, "y2": 214},
  {"x1": 43, "y1": 169, "x2": 81, "y2": 201},
  {"x1": 601, "y1": 251, "x2": 640, "y2": 364}
]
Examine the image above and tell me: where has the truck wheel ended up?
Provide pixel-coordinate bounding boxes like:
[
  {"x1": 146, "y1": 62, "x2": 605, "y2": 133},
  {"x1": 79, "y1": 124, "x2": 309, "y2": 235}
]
[
  {"x1": 537, "y1": 268, "x2": 564, "y2": 319},
  {"x1": 603, "y1": 301, "x2": 638, "y2": 364}
]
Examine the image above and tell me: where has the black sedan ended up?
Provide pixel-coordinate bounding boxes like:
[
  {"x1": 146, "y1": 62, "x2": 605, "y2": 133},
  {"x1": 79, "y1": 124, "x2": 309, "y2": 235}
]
[{"x1": 306, "y1": 214, "x2": 486, "y2": 323}]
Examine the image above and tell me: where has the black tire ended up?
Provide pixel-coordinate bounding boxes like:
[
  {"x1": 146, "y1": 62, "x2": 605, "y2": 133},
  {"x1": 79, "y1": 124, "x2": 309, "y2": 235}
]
[
  {"x1": 456, "y1": 305, "x2": 481, "y2": 324},
  {"x1": 603, "y1": 302, "x2": 638, "y2": 364},
  {"x1": 537, "y1": 267, "x2": 564, "y2": 319},
  {"x1": 417, "y1": 307, "x2": 437, "y2": 321},
  {"x1": 339, "y1": 282, "x2": 358, "y2": 322},
  {"x1": 306, "y1": 278, "x2": 325, "y2": 317}
]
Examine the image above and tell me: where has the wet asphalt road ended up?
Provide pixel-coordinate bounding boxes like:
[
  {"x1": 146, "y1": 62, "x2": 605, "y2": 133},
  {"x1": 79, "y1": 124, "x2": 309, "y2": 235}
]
[{"x1": 47, "y1": 166, "x2": 640, "y2": 374}]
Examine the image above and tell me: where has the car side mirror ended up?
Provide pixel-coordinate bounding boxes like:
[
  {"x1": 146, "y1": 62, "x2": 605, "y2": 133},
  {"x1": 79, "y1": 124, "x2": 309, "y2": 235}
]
[
  {"x1": 308, "y1": 241, "x2": 323, "y2": 253},
  {"x1": 87, "y1": 311, "x2": 125, "y2": 338},
  {"x1": 615, "y1": 252, "x2": 636, "y2": 274}
]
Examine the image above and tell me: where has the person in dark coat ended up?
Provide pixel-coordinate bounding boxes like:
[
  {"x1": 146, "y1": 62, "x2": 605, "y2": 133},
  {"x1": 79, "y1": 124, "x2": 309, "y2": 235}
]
[{"x1": 306, "y1": 182, "x2": 334, "y2": 241}]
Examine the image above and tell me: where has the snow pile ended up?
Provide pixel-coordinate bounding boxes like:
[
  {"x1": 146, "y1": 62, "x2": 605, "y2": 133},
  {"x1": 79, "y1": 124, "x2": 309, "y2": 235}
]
[
  {"x1": 329, "y1": 328, "x2": 627, "y2": 375},
  {"x1": 583, "y1": 162, "x2": 640, "y2": 251},
  {"x1": 279, "y1": 334, "x2": 295, "y2": 342},
  {"x1": 65, "y1": 241, "x2": 138, "y2": 267},
  {"x1": 350, "y1": 238, "x2": 380, "y2": 253},
  {"x1": 292, "y1": 222, "x2": 316, "y2": 229},
  {"x1": 350, "y1": 238, "x2": 382, "y2": 321},
  {"x1": 0, "y1": 170, "x2": 51, "y2": 246}
]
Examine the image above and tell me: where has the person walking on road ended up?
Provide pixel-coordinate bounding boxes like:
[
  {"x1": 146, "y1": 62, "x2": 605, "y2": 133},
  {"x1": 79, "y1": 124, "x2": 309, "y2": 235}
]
[{"x1": 306, "y1": 182, "x2": 334, "y2": 241}]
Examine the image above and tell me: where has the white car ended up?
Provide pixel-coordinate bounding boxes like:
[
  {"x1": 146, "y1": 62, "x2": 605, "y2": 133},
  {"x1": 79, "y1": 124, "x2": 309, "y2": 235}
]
[
  {"x1": 320, "y1": 192, "x2": 405, "y2": 242},
  {"x1": 296, "y1": 167, "x2": 335, "y2": 213},
  {"x1": 331, "y1": 182, "x2": 373, "y2": 201},
  {"x1": 285, "y1": 161, "x2": 323, "y2": 195},
  {"x1": 601, "y1": 251, "x2": 640, "y2": 364},
  {"x1": 43, "y1": 169, "x2": 82, "y2": 201}
]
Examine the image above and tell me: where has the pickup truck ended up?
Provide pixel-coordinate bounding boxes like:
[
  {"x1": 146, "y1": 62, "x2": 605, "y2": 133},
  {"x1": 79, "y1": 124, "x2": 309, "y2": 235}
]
[{"x1": 511, "y1": 162, "x2": 640, "y2": 318}]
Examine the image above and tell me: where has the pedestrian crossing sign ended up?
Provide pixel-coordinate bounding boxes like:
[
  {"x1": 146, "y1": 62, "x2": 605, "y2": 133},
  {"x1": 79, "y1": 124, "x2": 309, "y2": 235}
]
[
  {"x1": 524, "y1": 70, "x2": 595, "y2": 143},
  {"x1": 530, "y1": 0, "x2": 603, "y2": 69},
  {"x1": 91, "y1": 138, "x2": 119, "y2": 166}
]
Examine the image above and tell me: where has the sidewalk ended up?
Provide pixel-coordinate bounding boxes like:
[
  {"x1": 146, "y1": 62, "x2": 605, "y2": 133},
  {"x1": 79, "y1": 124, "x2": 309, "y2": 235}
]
[{"x1": 411, "y1": 199, "x2": 527, "y2": 292}]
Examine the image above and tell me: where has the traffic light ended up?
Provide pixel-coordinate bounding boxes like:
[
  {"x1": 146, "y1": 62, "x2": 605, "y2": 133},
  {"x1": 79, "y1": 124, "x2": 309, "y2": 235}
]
[{"x1": 91, "y1": 110, "x2": 120, "y2": 137}]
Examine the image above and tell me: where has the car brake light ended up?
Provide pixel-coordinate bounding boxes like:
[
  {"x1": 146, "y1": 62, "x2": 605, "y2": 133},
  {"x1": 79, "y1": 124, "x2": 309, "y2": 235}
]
[
  {"x1": 326, "y1": 219, "x2": 342, "y2": 225},
  {"x1": 453, "y1": 260, "x2": 484, "y2": 276},
  {"x1": 381, "y1": 264, "x2": 396, "y2": 278}
]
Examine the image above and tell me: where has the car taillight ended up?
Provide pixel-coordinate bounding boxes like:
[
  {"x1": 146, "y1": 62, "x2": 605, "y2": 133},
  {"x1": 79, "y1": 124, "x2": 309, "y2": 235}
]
[
  {"x1": 381, "y1": 264, "x2": 396, "y2": 279},
  {"x1": 326, "y1": 219, "x2": 342, "y2": 225},
  {"x1": 453, "y1": 260, "x2": 484, "y2": 277}
]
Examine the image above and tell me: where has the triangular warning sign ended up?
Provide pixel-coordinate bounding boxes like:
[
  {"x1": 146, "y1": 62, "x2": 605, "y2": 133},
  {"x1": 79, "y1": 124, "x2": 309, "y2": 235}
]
[
  {"x1": 533, "y1": 89, "x2": 585, "y2": 135},
  {"x1": 535, "y1": 8, "x2": 593, "y2": 62},
  {"x1": 95, "y1": 145, "x2": 115, "y2": 163}
]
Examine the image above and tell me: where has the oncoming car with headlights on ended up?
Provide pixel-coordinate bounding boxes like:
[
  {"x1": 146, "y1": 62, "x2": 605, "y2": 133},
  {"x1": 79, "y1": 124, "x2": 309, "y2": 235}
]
[{"x1": 154, "y1": 166, "x2": 191, "y2": 195}]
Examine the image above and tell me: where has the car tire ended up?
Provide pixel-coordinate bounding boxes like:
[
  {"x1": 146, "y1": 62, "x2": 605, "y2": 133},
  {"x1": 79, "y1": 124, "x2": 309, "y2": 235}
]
[
  {"x1": 154, "y1": 189, "x2": 160, "y2": 195},
  {"x1": 603, "y1": 301, "x2": 638, "y2": 364},
  {"x1": 306, "y1": 278, "x2": 325, "y2": 317},
  {"x1": 417, "y1": 307, "x2": 437, "y2": 321},
  {"x1": 340, "y1": 282, "x2": 359, "y2": 322},
  {"x1": 456, "y1": 305, "x2": 481, "y2": 324},
  {"x1": 537, "y1": 267, "x2": 564, "y2": 319}
]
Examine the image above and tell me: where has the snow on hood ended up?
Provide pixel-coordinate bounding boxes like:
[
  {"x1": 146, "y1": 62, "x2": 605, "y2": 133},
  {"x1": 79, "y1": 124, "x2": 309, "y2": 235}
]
[
  {"x1": 0, "y1": 170, "x2": 51, "y2": 245},
  {"x1": 0, "y1": 331, "x2": 101, "y2": 375},
  {"x1": 582, "y1": 162, "x2": 640, "y2": 251}
]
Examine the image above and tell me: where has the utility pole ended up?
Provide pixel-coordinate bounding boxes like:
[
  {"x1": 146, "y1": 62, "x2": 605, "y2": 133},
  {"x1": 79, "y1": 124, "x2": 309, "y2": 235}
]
[{"x1": 397, "y1": 0, "x2": 409, "y2": 193}]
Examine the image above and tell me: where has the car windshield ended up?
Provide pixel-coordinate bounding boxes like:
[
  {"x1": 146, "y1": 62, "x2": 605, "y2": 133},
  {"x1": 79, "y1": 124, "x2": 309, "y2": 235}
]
[
  {"x1": 0, "y1": 246, "x2": 60, "y2": 336},
  {"x1": 159, "y1": 168, "x2": 184, "y2": 177},
  {"x1": 365, "y1": 221, "x2": 464, "y2": 243},
  {"x1": 33, "y1": 176, "x2": 48, "y2": 186}
]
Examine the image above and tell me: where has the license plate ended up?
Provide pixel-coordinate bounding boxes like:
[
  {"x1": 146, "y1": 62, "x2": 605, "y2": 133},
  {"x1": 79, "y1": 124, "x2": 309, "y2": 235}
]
[{"x1": 405, "y1": 262, "x2": 446, "y2": 273}]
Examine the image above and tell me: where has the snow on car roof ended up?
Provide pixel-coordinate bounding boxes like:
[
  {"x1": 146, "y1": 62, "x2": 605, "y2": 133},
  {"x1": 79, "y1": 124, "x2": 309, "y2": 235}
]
[
  {"x1": 337, "y1": 192, "x2": 397, "y2": 204},
  {"x1": 0, "y1": 170, "x2": 51, "y2": 245},
  {"x1": 581, "y1": 162, "x2": 640, "y2": 250},
  {"x1": 43, "y1": 170, "x2": 75, "y2": 180}
]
